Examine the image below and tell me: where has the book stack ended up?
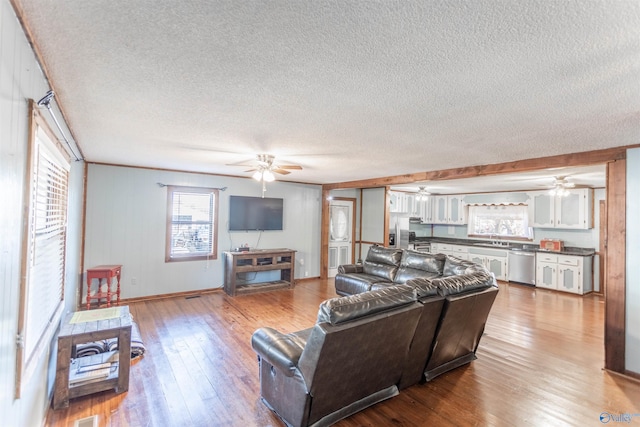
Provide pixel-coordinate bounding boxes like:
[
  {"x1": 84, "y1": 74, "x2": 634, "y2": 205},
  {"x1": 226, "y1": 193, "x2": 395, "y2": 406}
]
[{"x1": 69, "y1": 359, "x2": 117, "y2": 386}]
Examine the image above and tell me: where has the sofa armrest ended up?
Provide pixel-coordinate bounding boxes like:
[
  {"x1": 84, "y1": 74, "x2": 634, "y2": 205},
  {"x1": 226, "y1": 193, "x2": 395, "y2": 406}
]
[
  {"x1": 251, "y1": 327, "x2": 306, "y2": 377},
  {"x1": 338, "y1": 264, "x2": 363, "y2": 274}
]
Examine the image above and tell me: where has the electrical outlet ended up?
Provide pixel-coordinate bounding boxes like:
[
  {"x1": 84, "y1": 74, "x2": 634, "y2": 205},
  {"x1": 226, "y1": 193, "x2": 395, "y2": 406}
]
[
  {"x1": 131, "y1": 277, "x2": 137, "y2": 286},
  {"x1": 305, "y1": 271, "x2": 308, "y2": 277},
  {"x1": 299, "y1": 258, "x2": 305, "y2": 265}
]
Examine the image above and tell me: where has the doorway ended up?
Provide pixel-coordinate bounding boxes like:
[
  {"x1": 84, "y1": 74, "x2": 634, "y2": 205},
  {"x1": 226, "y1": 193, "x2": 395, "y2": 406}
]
[{"x1": 328, "y1": 198, "x2": 355, "y2": 277}]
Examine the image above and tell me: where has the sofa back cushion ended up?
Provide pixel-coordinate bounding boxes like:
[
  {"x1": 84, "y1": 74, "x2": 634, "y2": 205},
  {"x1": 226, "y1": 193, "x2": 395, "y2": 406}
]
[
  {"x1": 442, "y1": 255, "x2": 477, "y2": 276},
  {"x1": 362, "y1": 246, "x2": 402, "y2": 281},
  {"x1": 317, "y1": 284, "x2": 416, "y2": 325},
  {"x1": 434, "y1": 270, "x2": 495, "y2": 296},
  {"x1": 394, "y1": 250, "x2": 445, "y2": 283}
]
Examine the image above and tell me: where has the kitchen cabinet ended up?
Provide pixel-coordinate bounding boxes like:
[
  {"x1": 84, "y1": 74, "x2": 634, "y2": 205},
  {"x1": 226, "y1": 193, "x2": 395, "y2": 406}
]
[
  {"x1": 432, "y1": 195, "x2": 467, "y2": 225},
  {"x1": 450, "y1": 244, "x2": 469, "y2": 260},
  {"x1": 535, "y1": 253, "x2": 592, "y2": 294},
  {"x1": 535, "y1": 253, "x2": 558, "y2": 290},
  {"x1": 389, "y1": 191, "x2": 417, "y2": 214},
  {"x1": 531, "y1": 189, "x2": 592, "y2": 229},
  {"x1": 468, "y1": 247, "x2": 508, "y2": 281},
  {"x1": 433, "y1": 243, "x2": 468, "y2": 259},
  {"x1": 415, "y1": 197, "x2": 434, "y2": 223}
]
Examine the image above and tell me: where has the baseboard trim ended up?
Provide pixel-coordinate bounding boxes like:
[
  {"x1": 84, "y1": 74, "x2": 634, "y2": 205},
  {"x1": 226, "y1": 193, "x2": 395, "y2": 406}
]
[
  {"x1": 80, "y1": 277, "x2": 321, "y2": 308},
  {"x1": 112, "y1": 287, "x2": 224, "y2": 306},
  {"x1": 605, "y1": 368, "x2": 640, "y2": 383}
]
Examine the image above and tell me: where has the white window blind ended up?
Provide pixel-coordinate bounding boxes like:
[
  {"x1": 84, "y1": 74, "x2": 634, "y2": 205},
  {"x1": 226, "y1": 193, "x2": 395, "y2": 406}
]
[
  {"x1": 166, "y1": 186, "x2": 218, "y2": 262},
  {"x1": 17, "y1": 106, "x2": 70, "y2": 396}
]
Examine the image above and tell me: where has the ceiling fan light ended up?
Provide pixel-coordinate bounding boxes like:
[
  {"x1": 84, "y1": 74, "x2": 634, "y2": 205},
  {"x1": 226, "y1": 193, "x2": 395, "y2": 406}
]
[
  {"x1": 416, "y1": 186, "x2": 430, "y2": 201},
  {"x1": 262, "y1": 170, "x2": 275, "y2": 182},
  {"x1": 252, "y1": 170, "x2": 263, "y2": 181}
]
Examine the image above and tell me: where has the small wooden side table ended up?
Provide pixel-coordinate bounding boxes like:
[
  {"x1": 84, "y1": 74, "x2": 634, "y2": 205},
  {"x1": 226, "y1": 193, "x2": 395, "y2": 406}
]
[
  {"x1": 86, "y1": 265, "x2": 122, "y2": 310},
  {"x1": 53, "y1": 306, "x2": 132, "y2": 409}
]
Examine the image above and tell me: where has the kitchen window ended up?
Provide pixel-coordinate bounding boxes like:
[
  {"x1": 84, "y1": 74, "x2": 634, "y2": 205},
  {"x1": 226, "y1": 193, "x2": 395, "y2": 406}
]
[
  {"x1": 467, "y1": 204, "x2": 533, "y2": 240},
  {"x1": 166, "y1": 186, "x2": 219, "y2": 262}
]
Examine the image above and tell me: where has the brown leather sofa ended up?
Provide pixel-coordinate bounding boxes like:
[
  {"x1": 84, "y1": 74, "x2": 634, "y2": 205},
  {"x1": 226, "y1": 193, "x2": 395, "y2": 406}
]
[
  {"x1": 335, "y1": 246, "x2": 446, "y2": 296},
  {"x1": 336, "y1": 246, "x2": 499, "y2": 384},
  {"x1": 251, "y1": 285, "x2": 424, "y2": 427},
  {"x1": 251, "y1": 250, "x2": 498, "y2": 425}
]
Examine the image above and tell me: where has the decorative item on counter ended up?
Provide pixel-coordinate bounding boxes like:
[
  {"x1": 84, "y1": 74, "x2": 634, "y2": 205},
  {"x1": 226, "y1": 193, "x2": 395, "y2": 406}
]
[{"x1": 539, "y1": 239, "x2": 564, "y2": 252}]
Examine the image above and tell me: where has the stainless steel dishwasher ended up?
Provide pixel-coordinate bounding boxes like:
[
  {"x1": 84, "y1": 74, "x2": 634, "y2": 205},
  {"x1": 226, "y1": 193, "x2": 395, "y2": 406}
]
[{"x1": 507, "y1": 250, "x2": 536, "y2": 285}]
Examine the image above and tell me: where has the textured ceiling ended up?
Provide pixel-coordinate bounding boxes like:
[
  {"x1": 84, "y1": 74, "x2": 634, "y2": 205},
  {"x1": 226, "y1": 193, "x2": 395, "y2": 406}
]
[{"x1": 13, "y1": 0, "x2": 640, "y2": 188}]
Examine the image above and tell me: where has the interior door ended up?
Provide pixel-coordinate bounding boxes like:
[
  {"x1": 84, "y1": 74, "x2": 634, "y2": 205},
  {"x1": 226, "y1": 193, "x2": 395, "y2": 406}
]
[{"x1": 328, "y1": 199, "x2": 354, "y2": 277}]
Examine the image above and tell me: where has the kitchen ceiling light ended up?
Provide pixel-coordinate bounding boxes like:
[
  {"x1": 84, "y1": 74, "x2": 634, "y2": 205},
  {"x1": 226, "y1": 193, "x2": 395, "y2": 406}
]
[
  {"x1": 415, "y1": 186, "x2": 431, "y2": 201},
  {"x1": 262, "y1": 170, "x2": 275, "y2": 182},
  {"x1": 548, "y1": 176, "x2": 574, "y2": 197}
]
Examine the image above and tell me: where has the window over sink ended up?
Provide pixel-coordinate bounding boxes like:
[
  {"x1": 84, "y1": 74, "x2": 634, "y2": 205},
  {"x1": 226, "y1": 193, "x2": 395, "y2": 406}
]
[{"x1": 467, "y1": 204, "x2": 533, "y2": 240}]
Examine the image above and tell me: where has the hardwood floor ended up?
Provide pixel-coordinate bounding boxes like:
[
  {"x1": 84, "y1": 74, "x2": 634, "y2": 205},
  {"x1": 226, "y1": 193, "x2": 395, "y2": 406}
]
[{"x1": 45, "y1": 280, "x2": 640, "y2": 427}]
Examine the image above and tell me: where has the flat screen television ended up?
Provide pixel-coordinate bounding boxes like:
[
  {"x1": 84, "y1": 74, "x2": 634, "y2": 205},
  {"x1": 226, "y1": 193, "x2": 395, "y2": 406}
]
[{"x1": 229, "y1": 196, "x2": 284, "y2": 231}]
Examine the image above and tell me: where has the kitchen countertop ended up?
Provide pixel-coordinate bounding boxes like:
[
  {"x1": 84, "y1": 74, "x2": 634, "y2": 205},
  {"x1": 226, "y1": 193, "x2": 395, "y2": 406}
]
[{"x1": 411, "y1": 237, "x2": 595, "y2": 257}]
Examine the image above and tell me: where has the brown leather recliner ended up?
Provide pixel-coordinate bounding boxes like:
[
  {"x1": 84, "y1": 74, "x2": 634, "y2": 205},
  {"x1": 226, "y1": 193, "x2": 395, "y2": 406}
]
[
  {"x1": 251, "y1": 285, "x2": 423, "y2": 427},
  {"x1": 407, "y1": 256, "x2": 499, "y2": 382}
]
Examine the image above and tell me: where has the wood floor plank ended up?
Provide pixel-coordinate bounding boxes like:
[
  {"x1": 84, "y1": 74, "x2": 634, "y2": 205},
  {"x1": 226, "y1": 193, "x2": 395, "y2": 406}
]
[{"x1": 45, "y1": 280, "x2": 640, "y2": 427}]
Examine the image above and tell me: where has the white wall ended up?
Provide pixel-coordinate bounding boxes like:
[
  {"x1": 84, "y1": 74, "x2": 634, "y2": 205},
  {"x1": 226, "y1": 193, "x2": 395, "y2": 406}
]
[
  {"x1": 1, "y1": 2, "x2": 84, "y2": 425},
  {"x1": 626, "y1": 148, "x2": 640, "y2": 374},
  {"x1": 84, "y1": 164, "x2": 322, "y2": 299}
]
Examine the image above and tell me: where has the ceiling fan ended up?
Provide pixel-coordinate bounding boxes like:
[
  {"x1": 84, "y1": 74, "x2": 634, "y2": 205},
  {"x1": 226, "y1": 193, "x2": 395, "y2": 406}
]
[
  {"x1": 228, "y1": 154, "x2": 303, "y2": 196},
  {"x1": 230, "y1": 154, "x2": 303, "y2": 181},
  {"x1": 548, "y1": 176, "x2": 575, "y2": 197}
]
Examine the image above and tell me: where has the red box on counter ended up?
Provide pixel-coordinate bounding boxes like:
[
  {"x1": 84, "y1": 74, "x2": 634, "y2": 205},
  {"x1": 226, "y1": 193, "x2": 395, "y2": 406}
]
[{"x1": 539, "y1": 239, "x2": 564, "y2": 252}]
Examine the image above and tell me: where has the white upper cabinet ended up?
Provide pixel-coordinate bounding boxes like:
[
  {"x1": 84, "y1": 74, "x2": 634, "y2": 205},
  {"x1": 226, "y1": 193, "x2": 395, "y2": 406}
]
[
  {"x1": 431, "y1": 195, "x2": 467, "y2": 224},
  {"x1": 530, "y1": 189, "x2": 593, "y2": 229},
  {"x1": 416, "y1": 197, "x2": 434, "y2": 223},
  {"x1": 448, "y1": 195, "x2": 467, "y2": 224},
  {"x1": 433, "y1": 196, "x2": 448, "y2": 223},
  {"x1": 389, "y1": 191, "x2": 411, "y2": 213}
]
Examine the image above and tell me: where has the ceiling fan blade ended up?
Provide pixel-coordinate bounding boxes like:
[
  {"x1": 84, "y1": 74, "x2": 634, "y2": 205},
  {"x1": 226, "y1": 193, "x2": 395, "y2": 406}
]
[
  {"x1": 243, "y1": 168, "x2": 258, "y2": 173},
  {"x1": 226, "y1": 159, "x2": 257, "y2": 166},
  {"x1": 272, "y1": 168, "x2": 291, "y2": 175},
  {"x1": 275, "y1": 165, "x2": 303, "y2": 170}
]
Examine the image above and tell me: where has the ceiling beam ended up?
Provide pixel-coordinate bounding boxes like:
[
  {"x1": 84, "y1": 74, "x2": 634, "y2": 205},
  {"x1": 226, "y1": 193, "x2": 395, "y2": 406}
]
[{"x1": 322, "y1": 145, "x2": 632, "y2": 190}]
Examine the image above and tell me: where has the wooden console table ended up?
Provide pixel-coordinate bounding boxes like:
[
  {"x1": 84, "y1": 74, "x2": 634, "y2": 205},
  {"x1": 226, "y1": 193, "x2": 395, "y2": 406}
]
[
  {"x1": 223, "y1": 248, "x2": 296, "y2": 296},
  {"x1": 53, "y1": 306, "x2": 132, "y2": 409}
]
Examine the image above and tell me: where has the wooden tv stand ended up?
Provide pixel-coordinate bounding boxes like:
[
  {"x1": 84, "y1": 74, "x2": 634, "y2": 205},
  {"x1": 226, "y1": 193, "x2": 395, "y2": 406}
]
[{"x1": 223, "y1": 248, "x2": 296, "y2": 296}]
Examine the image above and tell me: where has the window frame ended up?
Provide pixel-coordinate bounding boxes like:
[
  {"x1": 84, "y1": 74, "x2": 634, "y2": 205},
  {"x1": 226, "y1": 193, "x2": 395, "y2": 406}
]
[
  {"x1": 16, "y1": 101, "x2": 70, "y2": 397},
  {"x1": 165, "y1": 186, "x2": 219, "y2": 262},
  {"x1": 467, "y1": 204, "x2": 533, "y2": 241}
]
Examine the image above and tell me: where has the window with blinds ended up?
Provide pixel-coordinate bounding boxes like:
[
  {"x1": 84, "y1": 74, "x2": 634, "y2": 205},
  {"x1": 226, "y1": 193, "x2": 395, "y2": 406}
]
[
  {"x1": 16, "y1": 103, "x2": 70, "y2": 397},
  {"x1": 165, "y1": 186, "x2": 219, "y2": 262}
]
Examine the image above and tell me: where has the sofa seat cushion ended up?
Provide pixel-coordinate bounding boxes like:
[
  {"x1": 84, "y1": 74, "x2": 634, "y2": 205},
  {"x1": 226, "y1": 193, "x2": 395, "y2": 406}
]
[
  {"x1": 335, "y1": 273, "x2": 391, "y2": 295},
  {"x1": 317, "y1": 285, "x2": 417, "y2": 325}
]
